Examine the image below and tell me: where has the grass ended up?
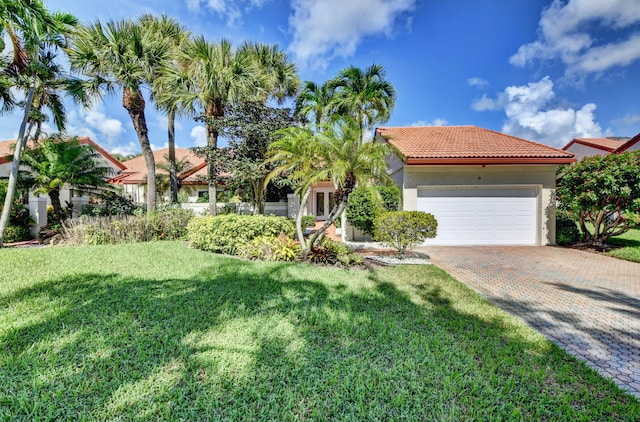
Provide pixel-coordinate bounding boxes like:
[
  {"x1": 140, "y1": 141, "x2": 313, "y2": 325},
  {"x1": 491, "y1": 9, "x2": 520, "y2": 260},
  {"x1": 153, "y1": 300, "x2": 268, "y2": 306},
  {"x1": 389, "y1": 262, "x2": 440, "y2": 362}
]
[
  {"x1": 0, "y1": 242, "x2": 638, "y2": 420},
  {"x1": 607, "y1": 227, "x2": 640, "y2": 263}
]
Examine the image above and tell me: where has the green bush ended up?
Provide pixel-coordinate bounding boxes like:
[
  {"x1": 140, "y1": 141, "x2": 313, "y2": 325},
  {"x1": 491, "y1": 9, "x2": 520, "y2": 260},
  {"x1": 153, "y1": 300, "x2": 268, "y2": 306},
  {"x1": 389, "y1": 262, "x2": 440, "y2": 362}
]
[
  {"x1": 302, "y1": 215, "x2": 316, "y2": 228},
  {"x1": 240, "y1": 234, "x2": 301, "y2": 261},
  {"x1": 81, "y1": 193, "x2": 140, "y2": 217},
  {"x1": 2, "y1": 203, "x2": 34, "y2": 243},
  {"x1": 374, "y1": 211, "x2": 437, "y2": 258},
  {"x1": 187, "y1": 214, "x2": 295, "y2": 255},
  {"x1": 556, "y1": 211, "x2": 581, "y2": 246},
  {"x1": 347, "y1": 185, "x2": 400, "y2": 235},
  {"x1": 307, "y1": 238, "x2": 363, "y2": 267}
]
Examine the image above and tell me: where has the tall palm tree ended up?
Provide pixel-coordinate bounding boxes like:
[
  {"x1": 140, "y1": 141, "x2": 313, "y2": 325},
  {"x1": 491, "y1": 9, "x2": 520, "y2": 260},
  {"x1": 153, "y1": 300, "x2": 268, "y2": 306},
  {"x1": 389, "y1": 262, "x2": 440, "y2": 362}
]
[
  {"x1": 68, "y1": 18, "x2": 171, "y2": 213},
  {"x1": 332, "y1": 64, "x2": 396, "y2": 135},
  {"x1": 294, "y1": 80, "x2": 336, "y2": 126},
  {"x1": 0, "y1": 2, "x2": 77, "y2": 247},
  {"x1": 144, "y1": 14, "x2": 191, "y2": 204},
  {"x1": 175, "y1": 37, "x2": 292, "y2": 215},
  {"x1": 21, "y1": 135, "x2": 114, "y2": 223}
]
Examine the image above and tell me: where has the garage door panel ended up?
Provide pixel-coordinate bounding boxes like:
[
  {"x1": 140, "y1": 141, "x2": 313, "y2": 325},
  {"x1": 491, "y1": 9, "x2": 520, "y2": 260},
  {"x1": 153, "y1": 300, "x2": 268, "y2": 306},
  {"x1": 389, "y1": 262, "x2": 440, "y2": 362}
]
[{"x1": 417, "y1": 186, "x2": 537, "y2": 245}]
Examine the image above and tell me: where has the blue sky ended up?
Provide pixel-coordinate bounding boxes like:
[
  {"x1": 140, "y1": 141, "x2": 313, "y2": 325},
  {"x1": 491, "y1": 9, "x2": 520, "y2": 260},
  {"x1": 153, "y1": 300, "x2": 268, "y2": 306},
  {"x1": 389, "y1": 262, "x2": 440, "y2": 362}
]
[{"x1": 4, "y1": 0, "x2": 640, "y2": 154}]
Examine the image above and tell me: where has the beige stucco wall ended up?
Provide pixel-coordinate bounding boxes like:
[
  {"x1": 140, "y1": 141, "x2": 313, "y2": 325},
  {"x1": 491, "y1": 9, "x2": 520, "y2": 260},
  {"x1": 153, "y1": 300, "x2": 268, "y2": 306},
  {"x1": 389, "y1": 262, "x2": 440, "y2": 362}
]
[
  {"x1": 565, "y1": 143, "x2": 607, "y2": 161},
  {"x1": 399, "y1": 164, "x2": 559, "y2": 245}
]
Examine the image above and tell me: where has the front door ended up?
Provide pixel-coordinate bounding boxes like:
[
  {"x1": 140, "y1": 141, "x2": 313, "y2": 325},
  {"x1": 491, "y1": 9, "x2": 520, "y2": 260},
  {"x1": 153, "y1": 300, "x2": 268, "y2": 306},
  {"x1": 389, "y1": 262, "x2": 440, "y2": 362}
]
[{"x1": 314, "y1": 189, "x2": 335, "y2": 220}]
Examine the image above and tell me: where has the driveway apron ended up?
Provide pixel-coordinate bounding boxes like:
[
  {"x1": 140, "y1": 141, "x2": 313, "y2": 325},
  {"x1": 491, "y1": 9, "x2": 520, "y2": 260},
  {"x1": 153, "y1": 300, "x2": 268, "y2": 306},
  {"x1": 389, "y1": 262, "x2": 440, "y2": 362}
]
[{"x1": 417, "y1": 246, "x2": 640, "y2": 398}]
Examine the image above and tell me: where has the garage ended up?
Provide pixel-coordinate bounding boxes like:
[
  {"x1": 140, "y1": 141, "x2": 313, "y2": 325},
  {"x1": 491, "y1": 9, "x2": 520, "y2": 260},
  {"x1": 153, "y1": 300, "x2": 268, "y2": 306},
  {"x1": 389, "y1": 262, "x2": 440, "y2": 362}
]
[{"x1": 417, "y1": 186, "x2": 538, "y2": 245}]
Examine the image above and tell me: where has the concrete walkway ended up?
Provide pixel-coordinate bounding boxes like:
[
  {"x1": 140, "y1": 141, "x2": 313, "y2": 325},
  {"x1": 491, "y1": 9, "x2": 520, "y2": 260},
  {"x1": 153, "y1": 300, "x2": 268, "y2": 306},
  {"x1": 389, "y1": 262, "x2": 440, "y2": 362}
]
[{"x1": 416, "y1": 246, "x2": 640, "y2": 398}]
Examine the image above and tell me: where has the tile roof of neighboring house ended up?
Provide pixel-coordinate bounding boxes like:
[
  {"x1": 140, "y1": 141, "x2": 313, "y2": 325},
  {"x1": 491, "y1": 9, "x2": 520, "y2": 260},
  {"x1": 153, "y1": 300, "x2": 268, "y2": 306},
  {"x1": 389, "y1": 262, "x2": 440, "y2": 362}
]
[
  {"x1": 376, "y1": 125, "x2": 575, "y2": 165},
  {"x1": 0, "y1": 137, "x2": 126, "y2": 170},
  {"x1": 562, "y1": 133, "x2": 640, "y2": 154},
  {"x1": 110, "y1": 147, "x2": 207, "y2": 185}
]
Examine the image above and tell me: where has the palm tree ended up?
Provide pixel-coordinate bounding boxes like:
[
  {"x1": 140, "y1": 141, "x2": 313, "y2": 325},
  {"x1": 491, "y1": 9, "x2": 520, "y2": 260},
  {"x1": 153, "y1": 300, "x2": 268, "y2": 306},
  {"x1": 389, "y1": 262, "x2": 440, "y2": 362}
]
[
  {"x1": 68, "y1": 18, "x2": 172, "y2": 213},
  {"x1": 332, "y1": 64, "x2": 396, "y2": 135},
  {"x1": 294, "y1": 80, "x2": 336, "y2": 126},
  {"x1": 155, "y1": 154, "x2": 193, "y2": 199},
  {"x1": 268, "y1": 117, "x2": 391, "y2": 251},
  {"x1": 0, "y1": 2, "x2": 77, "y2": 247},
  {"x1": 175, "y1": 37, "x2": 296, "y2": 215},
  {"x1": 21, "y1": 136, "x2": 114, "y2": 223},
  {"x1": 266, "y1": 126, "x2": 326, "y2": 249},
  {"x1": 144, "y1": 14, "x2": 191, "y2": 204}
]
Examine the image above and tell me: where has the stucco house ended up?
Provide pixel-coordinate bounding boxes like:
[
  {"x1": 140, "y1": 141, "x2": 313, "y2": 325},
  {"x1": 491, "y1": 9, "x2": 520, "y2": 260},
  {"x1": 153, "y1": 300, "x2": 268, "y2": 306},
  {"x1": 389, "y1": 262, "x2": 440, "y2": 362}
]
[
  {"x1": 0, "y1": 136, "x2": 126, "y2": 204},
  {"x1": 373, "y1": 125, "x2": 575, "y2": 246},
  {"x1": 109, "y1": 147, "x2": 208, "y2": 203},
  {"x1": 562, "y1": 133, "x2": 640, "y2": 161}
]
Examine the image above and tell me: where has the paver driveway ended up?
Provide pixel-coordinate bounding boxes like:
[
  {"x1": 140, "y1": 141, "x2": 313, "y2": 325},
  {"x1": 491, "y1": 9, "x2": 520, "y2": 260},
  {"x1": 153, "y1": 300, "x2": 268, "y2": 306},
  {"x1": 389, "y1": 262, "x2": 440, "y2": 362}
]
[{"x1": 416, "y1": 246, "x2": 640, "y2": 398}]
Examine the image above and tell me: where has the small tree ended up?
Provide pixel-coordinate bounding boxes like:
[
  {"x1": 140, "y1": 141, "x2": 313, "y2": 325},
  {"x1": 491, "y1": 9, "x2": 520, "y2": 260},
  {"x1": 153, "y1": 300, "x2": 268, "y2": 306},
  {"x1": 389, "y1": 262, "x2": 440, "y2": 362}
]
[
  {"x1": 557, "y1": 152, "x2": 640, "y2": 245},
  {"x1": 346, "y1": 185, "x2": 400, "y2": 236},
  {"x1": 374, "y1": 211, "x2": 437, "y2": 258}
]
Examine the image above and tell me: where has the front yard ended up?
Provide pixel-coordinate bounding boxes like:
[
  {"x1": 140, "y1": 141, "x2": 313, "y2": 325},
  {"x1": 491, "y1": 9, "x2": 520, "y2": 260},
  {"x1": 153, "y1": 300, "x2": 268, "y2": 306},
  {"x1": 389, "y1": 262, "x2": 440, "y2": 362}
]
[
  {"x1": 608, "y1": 227, "x2": 640, "y2": 263},
  {"x1": 0, "y1": 242, "x2": 637, "y2": 420}
]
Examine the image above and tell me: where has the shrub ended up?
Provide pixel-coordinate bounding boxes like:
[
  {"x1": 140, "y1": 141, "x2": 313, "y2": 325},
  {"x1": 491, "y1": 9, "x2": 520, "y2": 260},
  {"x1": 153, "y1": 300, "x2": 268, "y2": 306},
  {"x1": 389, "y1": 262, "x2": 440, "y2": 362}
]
[
  {"x1": 347, "y1": 185, "x2": 400, "y2": 235},
  {"x1": 81, "y1": 193, "x2": 140, "y2": 217},
  {"x1": 2, "y1": 203, "x2": 34, "y2": 243},
  {"x1": 58, "y1": 209, "x2": 194, "y2": 245},
  {"x1": 556, "y1": 211, "x2": 581, "y2": 246},
  {"x1": 374, "y1": 211, "x2": 437, "y2": 258},
  {"x1": 240, "y1": 233, "x2": 301, "y2": 261},
  {"x1": 302, "y1": 215, "x2": 316, "y2": 228},
  {"x1": 187, "y1": 214, "x2": 295, "y2": 255},
  {"x1": 307, "y1": 238, "x2": 363, "y2": 267}
]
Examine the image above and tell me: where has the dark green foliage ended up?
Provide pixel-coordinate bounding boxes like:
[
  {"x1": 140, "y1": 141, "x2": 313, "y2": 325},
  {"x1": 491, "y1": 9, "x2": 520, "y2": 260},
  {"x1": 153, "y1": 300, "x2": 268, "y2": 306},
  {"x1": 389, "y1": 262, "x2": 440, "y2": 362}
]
[
  {"x1": 556, "y1": 211, "x2": 581, "y2": 246},
  {"x1": 0, "y1": 183, "x2": 33, "y2": 242},
  {"x1": 557, "y1": 152, "x2": 640, "y2": 244},
  {"x1": 302, "y1": 215, "x2": 316, "y2": 228},
  {"x1": 374, "y1": 211, "x2": 438, "y2": 257},
  {"x1": 346, "y1": 185, "x2": 400, "y2": 235},
  {"x1": 187, "y1": 214, "x2": 295, "y2": 254},
  {"x1": 308, "y1": 238, "x2": 363, "y2": 266},
  {"x1": 80, "y1": 193, "x2": 140, "y2": 217}
]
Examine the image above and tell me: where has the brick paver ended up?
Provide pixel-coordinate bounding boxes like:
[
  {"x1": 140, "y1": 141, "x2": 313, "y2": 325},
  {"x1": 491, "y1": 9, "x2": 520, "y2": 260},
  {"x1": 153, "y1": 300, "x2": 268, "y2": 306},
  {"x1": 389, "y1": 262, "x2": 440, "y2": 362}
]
[{"x1": 416, "y1": 246, "x2": 640, "y2": 398}]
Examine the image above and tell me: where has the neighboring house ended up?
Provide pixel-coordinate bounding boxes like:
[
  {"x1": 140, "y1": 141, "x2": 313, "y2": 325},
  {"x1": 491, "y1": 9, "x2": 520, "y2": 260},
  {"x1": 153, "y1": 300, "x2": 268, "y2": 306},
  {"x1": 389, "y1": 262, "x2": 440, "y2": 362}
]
[
  {"x1": 0, "y1": 136, "x2": 126, "y2": 204},
  {"x1": 562, "y1": 133, "x2": 640, "y2": 160},
  {"x1": 109, "y1": 148, "x2": 208, "y2": 203},
  {"x1": 374, "y1": 125, "x2": 575, "y2": 246}
]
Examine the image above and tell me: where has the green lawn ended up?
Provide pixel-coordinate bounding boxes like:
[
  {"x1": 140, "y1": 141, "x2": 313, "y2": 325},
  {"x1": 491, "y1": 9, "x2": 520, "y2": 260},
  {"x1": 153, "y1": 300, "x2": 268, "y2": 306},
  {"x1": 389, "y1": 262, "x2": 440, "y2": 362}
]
[
  {"x1": 608, "y1": 227, "x2": 640, "y2": 263},
  {"x1": 0, "y1": 242, "x2": 637, "y2": 420}
]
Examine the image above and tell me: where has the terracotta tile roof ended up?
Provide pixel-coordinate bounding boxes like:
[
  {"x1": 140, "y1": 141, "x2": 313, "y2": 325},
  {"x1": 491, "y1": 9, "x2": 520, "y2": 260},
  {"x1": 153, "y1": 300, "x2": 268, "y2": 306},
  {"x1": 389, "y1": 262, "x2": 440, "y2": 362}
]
[
  {"x1": 113, "y1": 147, "x2": 207, "y2": 184},
  {"x1": 376, "y1": 125, "x2": 575, "y2": 165},
  {"x1": 0, "y1": 137, "x2": 126, "y2": 169},
  {"x1": 563, "y1": 137, "x2": 631, "y2": 152}
]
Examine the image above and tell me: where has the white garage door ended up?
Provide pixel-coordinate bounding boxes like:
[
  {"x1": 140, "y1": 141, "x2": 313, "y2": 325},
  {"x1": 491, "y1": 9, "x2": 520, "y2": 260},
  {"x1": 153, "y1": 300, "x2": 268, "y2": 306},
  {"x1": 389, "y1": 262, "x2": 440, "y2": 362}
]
[{"x1": 417, "y1": 186, "x2": 538, "y2": 245}]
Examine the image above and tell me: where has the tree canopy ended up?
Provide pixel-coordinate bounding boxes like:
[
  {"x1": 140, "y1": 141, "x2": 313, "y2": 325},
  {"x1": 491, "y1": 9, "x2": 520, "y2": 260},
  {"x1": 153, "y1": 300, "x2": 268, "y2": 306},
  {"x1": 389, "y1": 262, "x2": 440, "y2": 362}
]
[{"x1": 556, "y1": 151, "x2": 640, "y2": 245}]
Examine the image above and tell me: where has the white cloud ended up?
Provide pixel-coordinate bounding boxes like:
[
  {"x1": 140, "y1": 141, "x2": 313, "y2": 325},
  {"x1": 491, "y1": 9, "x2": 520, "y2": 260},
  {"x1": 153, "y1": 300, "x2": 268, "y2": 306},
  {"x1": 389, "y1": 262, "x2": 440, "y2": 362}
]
[
  {"x1": 81, "y1": 107, "x2": 124, "y2": 141},
  {"x1": 186, "y1": 0, "x2": 270, "y2": 26},
  {"x1": 472, "y1": 94, "x2": 502, "y2": 112},
  {"x1": 289, "y1": 0, "x2": 416, "y2": 68},
  {"x1": 191, "y1": 125, "x2": 207, "y2": 147},
  {"x1": 476, "y1": 77, "x2": 602, "y2": 147},
  {"x1": 467, "y1": 77, "x2": 489, "y2": 88},
  {"x1": 613, "y1": 113, "x2": 640, "y2": 126},
  {"x1": 510, "y1": 0, "x2": 640, "y2": 78},
  {"x1": 110, "y1": 142, "x2": 140, "y2": 157},
  {"x1": 411, "y1": 118, "x2": 448, "y2": 126}
]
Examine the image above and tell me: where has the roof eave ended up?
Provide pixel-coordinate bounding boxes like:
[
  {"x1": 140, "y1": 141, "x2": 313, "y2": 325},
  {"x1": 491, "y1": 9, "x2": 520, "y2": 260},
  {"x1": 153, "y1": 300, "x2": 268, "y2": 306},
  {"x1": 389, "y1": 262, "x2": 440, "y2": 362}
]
[{"x1": 405, "y1": 157, "x2": 576, "y2": 165}]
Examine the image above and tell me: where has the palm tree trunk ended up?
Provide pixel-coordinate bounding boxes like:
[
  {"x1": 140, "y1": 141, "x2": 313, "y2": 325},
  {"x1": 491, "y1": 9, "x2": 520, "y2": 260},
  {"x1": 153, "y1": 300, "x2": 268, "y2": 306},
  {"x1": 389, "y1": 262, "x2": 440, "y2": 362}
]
[
  {"x1": 123, "y1": 87, "x2": 156, "y2": 213},
  {"x1": 296, "y1": 187, "x2": 311, "y2": 251},
  {"x1": 0, "y1": 73, "x2": 37, "y2": 247},
  {"x1": 167, "y1": 110, "x2": 178, "y2": 203},
  {"x1": 205, "y1": 101, "x2": 223, "y2": 216},
  {"x1": 48, "y1": 188, "x2": 65, "y2": 223}
]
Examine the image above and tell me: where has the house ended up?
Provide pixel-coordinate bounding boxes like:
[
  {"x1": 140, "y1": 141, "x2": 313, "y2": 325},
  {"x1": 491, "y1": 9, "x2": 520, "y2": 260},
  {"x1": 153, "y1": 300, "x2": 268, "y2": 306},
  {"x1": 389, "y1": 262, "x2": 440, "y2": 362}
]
[
  {"x1": 373, "y1": 125, "x2": 575, "y2": 246},
  {"x1": 109, "y1": 147, "x2": 208, "y2": 203},
  {"x1": 562, "y1": 133, "x2": 640, "y2": 160},
  {"x1": 0, "y1": 136, "x2": 126, "y2": 202}
]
